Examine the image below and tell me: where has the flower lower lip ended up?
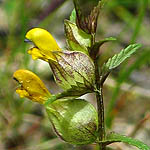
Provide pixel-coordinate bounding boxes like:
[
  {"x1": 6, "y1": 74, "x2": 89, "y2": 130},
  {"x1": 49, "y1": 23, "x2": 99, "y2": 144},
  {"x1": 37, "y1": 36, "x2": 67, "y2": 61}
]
[{"x1": 29, "y1": 46, "x2": 39, "y2": 51}]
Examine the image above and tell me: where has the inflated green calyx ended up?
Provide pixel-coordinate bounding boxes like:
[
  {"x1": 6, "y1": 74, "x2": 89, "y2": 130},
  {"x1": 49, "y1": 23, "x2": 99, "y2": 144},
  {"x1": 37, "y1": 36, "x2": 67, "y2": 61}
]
[{"x1": 46, "y1": 99, "x2": 98, "y2": 145}]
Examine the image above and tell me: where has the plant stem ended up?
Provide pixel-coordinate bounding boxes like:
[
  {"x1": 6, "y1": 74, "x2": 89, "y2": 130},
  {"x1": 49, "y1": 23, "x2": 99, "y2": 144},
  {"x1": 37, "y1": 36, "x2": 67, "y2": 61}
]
[
  {"x1": 96, "y1": 88, "x2": 105, "y2": 150},
  {"x1": 92, "y1": 31, "x2": 105, "y2": 150},
  {"x1": 95, "y1": 58, "x2": 106, "y2": 150}
]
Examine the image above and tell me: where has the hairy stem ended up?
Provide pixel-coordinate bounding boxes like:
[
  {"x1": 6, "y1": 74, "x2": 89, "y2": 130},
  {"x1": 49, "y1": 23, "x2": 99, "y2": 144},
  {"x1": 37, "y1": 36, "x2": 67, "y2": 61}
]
[
  {"x1": 91, "y1": 23, "x2": 106, "y2": 150},
  {"x1": 96, "y1": 88, "x2": 105, "y2": 150},
  {"x1": 95, "y1": 58, "x2": 106, "y2": 150}
]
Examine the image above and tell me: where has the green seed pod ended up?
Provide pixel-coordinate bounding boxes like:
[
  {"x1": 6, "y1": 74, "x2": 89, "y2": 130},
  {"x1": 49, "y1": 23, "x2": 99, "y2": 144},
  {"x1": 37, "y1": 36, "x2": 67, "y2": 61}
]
[{"x1": 46, "y1": 99, "x2": 98, "y2": 145}]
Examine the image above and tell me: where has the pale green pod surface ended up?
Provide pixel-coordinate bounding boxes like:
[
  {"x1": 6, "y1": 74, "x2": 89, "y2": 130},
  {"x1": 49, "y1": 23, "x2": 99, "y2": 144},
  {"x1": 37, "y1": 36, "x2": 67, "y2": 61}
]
[{"x1": 46, "y1": 99, "x2": 98, "y2": 145}]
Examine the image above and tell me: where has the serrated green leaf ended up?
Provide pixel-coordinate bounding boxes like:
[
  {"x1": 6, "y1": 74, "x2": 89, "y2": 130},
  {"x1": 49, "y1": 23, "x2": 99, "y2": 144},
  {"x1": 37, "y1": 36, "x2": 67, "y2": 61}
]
[
  {"x1": 64, "y1": 20, "x2": 91, "y2": 54},
  {"x1": 103, "y1": 132, "x2": 150, "y2": 150},
  {"x1": 49, "y1": 50, "x2": 95, "y2": 95},
  {"x1": 70, "y1": 9, "x2": 76, "y2": 23},
  {"x1": 102, "y1": 44, "x2": 142, "y2": 75},
  {"x1": 106, "y1": 50, "x2": 150, "y2": 128}
]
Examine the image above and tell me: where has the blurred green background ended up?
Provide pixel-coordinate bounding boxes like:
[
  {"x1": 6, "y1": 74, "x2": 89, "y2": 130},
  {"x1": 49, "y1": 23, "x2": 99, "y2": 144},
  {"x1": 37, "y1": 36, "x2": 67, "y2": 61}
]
[{"x1": 0, "y1": 0, "x2": 150, "y2": 149}]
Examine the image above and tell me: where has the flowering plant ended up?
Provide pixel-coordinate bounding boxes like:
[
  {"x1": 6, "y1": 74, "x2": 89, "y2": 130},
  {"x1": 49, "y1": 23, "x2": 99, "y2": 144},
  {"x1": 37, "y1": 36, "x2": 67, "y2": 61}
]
[{"x1": 13, "y1": 0, "x2": 149, "y2": 149}]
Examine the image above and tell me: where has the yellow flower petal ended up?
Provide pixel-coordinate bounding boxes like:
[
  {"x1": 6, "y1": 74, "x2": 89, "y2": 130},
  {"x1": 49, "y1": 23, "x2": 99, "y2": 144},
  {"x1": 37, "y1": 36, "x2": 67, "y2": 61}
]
[
  {"x1": 28, "y1": 47, "x2": 56, "y2": 62},
  {"x1": 16, "y1": 88, "x2": 29, "y2": 98},
  {"x1": 13, "y1": 69, "x2": 51, "y2": 104},
  {"x1": 25, "y1": 28, "x2": 61, "y2": 62}
]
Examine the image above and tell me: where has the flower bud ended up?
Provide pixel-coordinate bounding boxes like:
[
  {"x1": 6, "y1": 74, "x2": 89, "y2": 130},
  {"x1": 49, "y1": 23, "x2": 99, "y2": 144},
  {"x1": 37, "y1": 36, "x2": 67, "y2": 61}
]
[{"x1": 46, "y1": 99, "x2": 98, "y2": 145}]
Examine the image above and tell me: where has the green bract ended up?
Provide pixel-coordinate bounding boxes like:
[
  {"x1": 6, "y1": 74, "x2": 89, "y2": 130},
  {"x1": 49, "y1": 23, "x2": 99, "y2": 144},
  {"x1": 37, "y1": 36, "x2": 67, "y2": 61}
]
[
  {"x1": 46, "y1": 99, "x2": 98, "y2": 145},
  {"x1": 64, "y1": 20, "x2": 91, "y2": 55},
  {"x1": 49, "y1": 50, "x2": 95, "y2": 96},
  {"x1": 70, "y1": 9, "x2": 76, "y2": 23}
]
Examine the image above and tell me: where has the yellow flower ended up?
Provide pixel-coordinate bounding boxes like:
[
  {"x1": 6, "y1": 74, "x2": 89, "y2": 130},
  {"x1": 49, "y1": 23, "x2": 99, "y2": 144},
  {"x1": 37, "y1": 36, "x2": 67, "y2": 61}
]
[
  {"x1": 25, "y1": 28, "x2": 61, "y2": 62},
  {"x1": 13, "y1": 69, "x2": 51, "y2": 104}
]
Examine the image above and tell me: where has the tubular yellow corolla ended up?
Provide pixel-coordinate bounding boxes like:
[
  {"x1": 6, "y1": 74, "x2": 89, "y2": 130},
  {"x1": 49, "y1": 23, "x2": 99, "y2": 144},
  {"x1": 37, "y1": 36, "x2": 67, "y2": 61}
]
[
  {"x1": 25, "y1": 28, "x2": 61, "y2": 62},
  {"x1": 13, "y1": 69, "x2": 51, "y2": 104}
]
